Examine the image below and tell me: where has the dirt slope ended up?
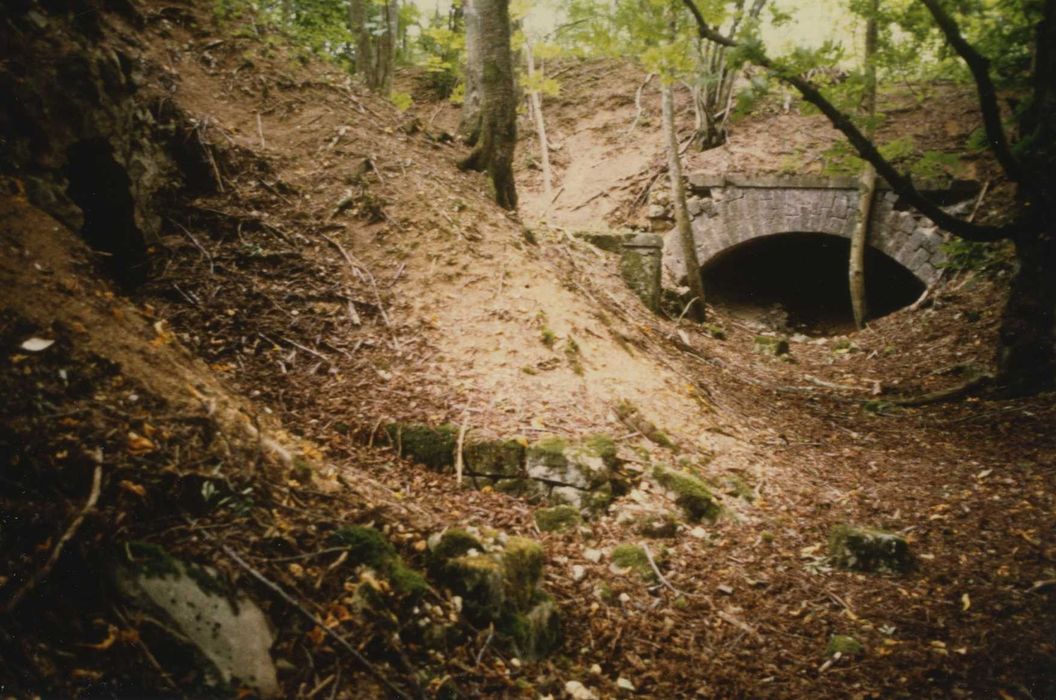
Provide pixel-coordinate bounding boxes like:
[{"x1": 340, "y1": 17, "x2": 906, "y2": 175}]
[{"x1": 1, "y1": 2, "x2": 1054, "y2": 699}]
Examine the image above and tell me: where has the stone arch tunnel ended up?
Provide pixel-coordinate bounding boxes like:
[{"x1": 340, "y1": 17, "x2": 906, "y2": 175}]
[{"x1": 656, "y1": 173, "x2": 978, "y2": 333}]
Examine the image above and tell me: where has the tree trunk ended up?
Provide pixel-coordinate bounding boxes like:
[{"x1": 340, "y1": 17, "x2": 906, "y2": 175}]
[
  {"x1": 999, "y1": 230, "x2": 1056, "y2": 393},
  {"x1": 458, "y1": 0, "x2": 517, "y2": 210},
  {"x1": 350, "y1": 0, "x2": 373, "y2": 82},
  {"x1": 525, "y1": 42, "x2": 553, "y2": 210},
  {"x1": 350, "y1": 0, "x2": 397, "y2": 94},
  {"x1": 849, "y1": 0, "x2": 879, "y2": 329},
  {"x1": 1000, "y1": 0, "x2": 1056, "y2": 392},
  {"x1": 460, "y1": 0, "x2": 484, "y2": 145},
  {"x1": 662, "y1": 82, "x2": 707, "y2": 321}
]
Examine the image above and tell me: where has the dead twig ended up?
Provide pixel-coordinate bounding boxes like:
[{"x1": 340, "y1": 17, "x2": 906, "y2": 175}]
[
  {"x1": 3, "y1": 461, "x2": 103, "y2": 614},
  {"x1": 641, "y1": 542, "x2": 684, "y2": 597},
  {"x1": 209, "y1": 536, "x2": 418, "y2": 700},
  {"x1": 453, "y1": 414, "x2": 470, "y2": 486}
]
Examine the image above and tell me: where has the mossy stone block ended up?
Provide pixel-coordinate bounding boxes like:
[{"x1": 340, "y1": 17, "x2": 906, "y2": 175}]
[
  {"x1": 653, "y1": 466, "x2": 721, "y2": 521},
  {"x1": 429, "y1": 528, "x2": 484, "y2": 562},
  {"x1": 534, "y1": 505, "x2": 583, "y2": 533},
  {"x1": 826, "y1": 634, "x2": 864, "y2": 657},
  {"x1": 464, "y1": 439, "x2": 526, "y2": 477},
  {"x1": 829, "y1": 525, "x2": 914, "y2": 573},
  {"x1": 508, "y1": 599, "x2": 562, "y2": 660},
  {"x1": 619, "y1": 249, "x2": 662, "y2": 312},
  {"x1": 754, "y1": 335, "x2": 790, "y2": 356},
  {"x1": 635, "y1": 513, "x2": 680, "y2": 539},
  {"x1": 389, "y1": 423, "x2": 458, "y2": 471},
  {"x1": 441, "y1": 555, "x2": 506, "y2": 625},
  {"x1": 502, "y1": 536, "x2": 545, "y2": 610}
]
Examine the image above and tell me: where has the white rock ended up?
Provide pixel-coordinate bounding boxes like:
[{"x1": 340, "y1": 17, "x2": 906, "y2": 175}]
[
  {"x1": 564, "y1": 680, "x2": 599, "y2": 700},
  {"x1": 616, "y1": 677, "x2": 636, "y2": 692},
  {"x1": 688, "y1": 526, "x2": 709, "y2": 539},
  {"x1": 572, "y1": 564, "x2": 587, "y2": 582},
  {"x1": 583, "y1": 548, "x2": 603, "y2": 563}
]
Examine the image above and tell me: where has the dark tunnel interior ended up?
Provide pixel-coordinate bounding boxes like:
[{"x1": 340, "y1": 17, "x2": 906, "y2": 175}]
[
  {"x1": 700, "y1": 233, "x2": 926, "y2": 336},
  {"x1": 63, "y1": 138, "x2": 147, "y2": 287}
]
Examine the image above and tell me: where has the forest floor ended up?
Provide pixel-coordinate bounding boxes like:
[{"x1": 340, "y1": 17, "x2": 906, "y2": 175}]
[{"x1": 1, "y1": 2, "x2": 1054, "y2": 699}]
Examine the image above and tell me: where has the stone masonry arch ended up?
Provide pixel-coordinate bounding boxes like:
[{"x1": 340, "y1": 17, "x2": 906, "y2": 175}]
[{"x1": 657, "y1": 173, "x2": 977, "y2": 288}]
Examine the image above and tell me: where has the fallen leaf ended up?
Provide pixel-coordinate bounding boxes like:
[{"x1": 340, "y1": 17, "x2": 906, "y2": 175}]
[
  {"x1": 961, "y1": 593, "x2": 971, "y2": 611},
  {"x1": 20, "y1": 337, "x2": 54, "y2": 352},
  {"x1": 126, "y1": 432, "x2": 155, "y2": 455},
  {"x1": 119, "y1": 480, "x2": 147, "y2": 498}
]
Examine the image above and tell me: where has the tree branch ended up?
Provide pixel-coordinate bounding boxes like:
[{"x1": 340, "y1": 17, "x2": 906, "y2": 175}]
[
  {"x1": 680, "y1": 0, "x2": 1016, "y2": 242},
  {"x1": 918, "y1": 0, "x2": 1024, "y2": 184}
]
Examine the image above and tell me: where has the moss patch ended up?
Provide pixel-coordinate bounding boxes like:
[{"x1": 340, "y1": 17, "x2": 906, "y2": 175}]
[
  {"x1": 331, "y1": 526, "x2": 427, "y2": 597},
  {"x1": 429, "y1": 528, "x2": 484, "y2": 561},
  {"x1": 753, "y1": 335, "x2": 790, "y2": 356},
  {"x1": 464, "y1": 438, "x2": 526, "y2": 477},
  {"x1": 653, "y1": 466, "x2": 721, "y2": 521},
  {"x1": 829, "y1": 525, "x2": 914, "y2": 573},
  {"x1": 533, "y1": 505, "x2": 582, "y2": 533},
  {"x1": 826, "y1": 634, "x2": 864, "y2": 657},
  {"x1": 611, "y1": 543, "x2": 663, "y2": 582},
  {"x1": 388, "y1": 423, "x2": 458, "y2": 471},
  {"x1": 502, "y1": 537, "x2": 545, "y2": 610}
]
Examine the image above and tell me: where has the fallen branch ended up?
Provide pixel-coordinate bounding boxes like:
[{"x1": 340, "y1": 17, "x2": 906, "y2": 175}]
[
  {"x1": 888, "y1": 372, "x2": 994, "y2": 407},
  {"x1": 641, "y1": 542, "x2": 684, "y2": 597},
  {"x1": 321, "y1": 233, "x2": 397, "y2": 344},
  {"x1": 213, "y1": 538, "x2": 417, "y2": 700},
  {"x1": 3, "y1": 462, "x2": 103, "y2": 614}
]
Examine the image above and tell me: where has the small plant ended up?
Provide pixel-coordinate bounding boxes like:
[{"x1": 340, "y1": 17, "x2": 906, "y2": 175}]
[
  {"x1": 540, "y1": 328, "x2": 557, "y2": 348},
  {"x1": 389, "y1": 91, "x2": 413, "y2": 112},
  {"x1": 938, "y1": 239, "x2": 1012, "y2": 274}
]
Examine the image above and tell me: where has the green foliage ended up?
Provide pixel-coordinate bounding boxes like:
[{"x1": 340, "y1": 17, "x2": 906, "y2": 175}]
[
  {"x1": 390, "y1": 91, "x2": 413, "y2": 111},
  {"x1": 938, "y1": 239, "x2": 1012, "y2": 273}
]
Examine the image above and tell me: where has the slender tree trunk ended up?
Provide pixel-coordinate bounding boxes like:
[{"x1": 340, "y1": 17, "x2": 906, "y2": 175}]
[
  {"x1": 662, "y1": 82, "x2": 707, "y2": 321},
  {"x1": 458, "y1": 0, "x2": 517, "y2": 210},
  {"x1": 525, "y1": 42, "x2": 553, "y2": 210},
  {"x1": 849, "y1": 0, "x2": 879, "y2": 329},
  {"x1": 350, "y1": 0, "x2": 373, "y2": 80},
  {"x1": 350, "y1": 0, "x2": 397, "y2": 94},
  {"x1": 460, "y1": 0, "x2": 484, "y2": 145}
]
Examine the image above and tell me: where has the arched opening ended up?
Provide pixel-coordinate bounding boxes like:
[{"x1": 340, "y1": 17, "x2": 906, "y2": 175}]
[
  {"x1": 700, "y1": 232, "x2": 925, "y2": 336},
  {"x1": 63, "y1": 138, "x2": 147, "y2": 286}
]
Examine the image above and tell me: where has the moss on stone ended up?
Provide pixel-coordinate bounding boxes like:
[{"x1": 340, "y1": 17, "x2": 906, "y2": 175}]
[
  {"x1": 826, "y1": 634, "x2": 864, "y2": 657},
  {"x1": 388, "y1": 423, "x2": 458, "y2": 471},
  {"x1": 582, "y1": 434, "x2": 616, "y2": 462},
  {"x1": 527, "y1": 437, "x2": 569, "y2": 470},
  {"x1": 619, "y1": 249, "x2": 661, "y2": 312},
  {"x1": 430, "y1": 528, "x2": 484, "y2": 562},
  {"x1": 441, "y1": 554, "x2": 506, "y2": 625},
  {"x1": 125, "y1": 541, "x2": 180, "y2": 579},
  {"x1": 829, "y1": 525, "x2": 914, "y2": 573},
  {"x1": 653, "y1": 466, "x2": 721, "y2": 521},
  {"x1": 506, "y1": 598, "x2": 562, "y2": 660},
  {"x1": 502, "y1": 537, "x2": 545, "y2": 610},
  {"x1": 754, "y1": 335, "x2": 790, "y2": 356},
  {"x1": 464, "y1": 439, "x2": 526, "y2": 478},
  {"x1": 701, "y1": 323, "x2": 727, "y2": 340},
  {"x1": 331, "y1": 526, "x2": 427, "y2": 598},
  {"x1": 534, "y1": 505, "x2": 583, "y2": 533},
  {"x1": 611, "y1": 543, "x2": 660, "y2": 582}
]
